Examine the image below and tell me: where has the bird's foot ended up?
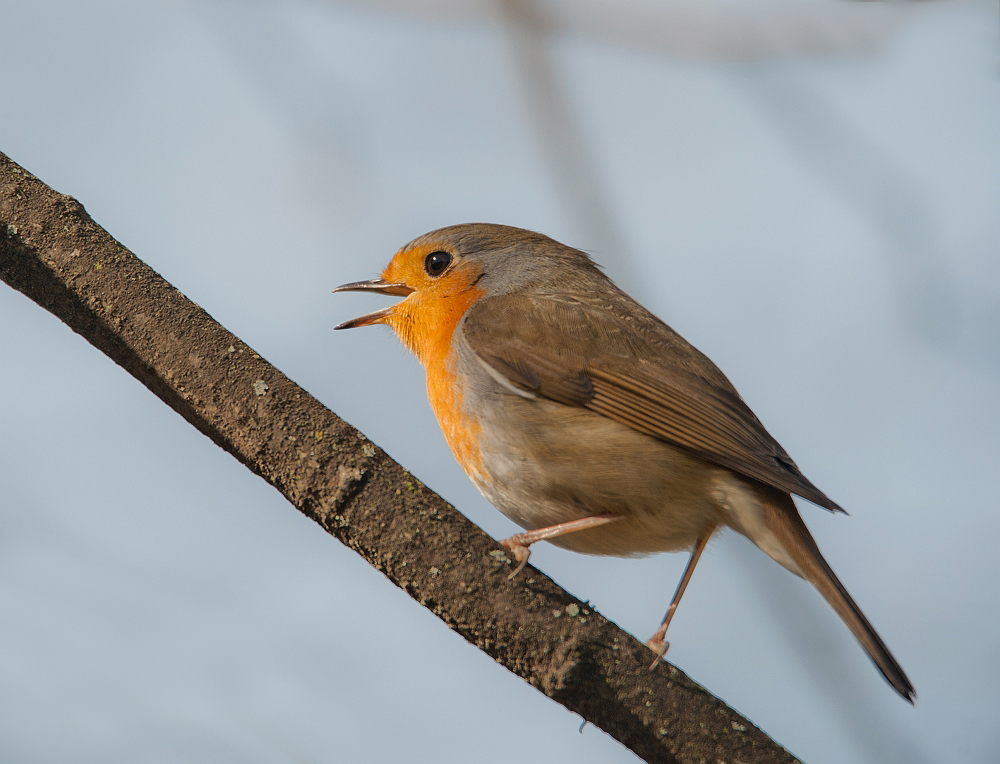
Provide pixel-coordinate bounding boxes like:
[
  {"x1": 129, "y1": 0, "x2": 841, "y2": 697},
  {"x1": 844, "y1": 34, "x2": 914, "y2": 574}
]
[
  {"x1": 500, "y1": 537, "x2": 532, "y2": 579},
  {"x1": 645, "y1": 635, "x2": 670, "y2": 670}
]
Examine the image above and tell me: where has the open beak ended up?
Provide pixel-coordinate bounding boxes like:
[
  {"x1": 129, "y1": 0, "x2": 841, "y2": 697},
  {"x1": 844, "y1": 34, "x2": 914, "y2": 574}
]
[{"x1": 332, "y1": 278, "x2": 414, "y2": 330}]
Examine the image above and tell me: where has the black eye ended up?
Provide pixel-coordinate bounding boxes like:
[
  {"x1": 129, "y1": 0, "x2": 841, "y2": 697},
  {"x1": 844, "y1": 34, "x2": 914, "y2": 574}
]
[{"x1": 424, "y1": 250, "x2": 452, "y2": 277}]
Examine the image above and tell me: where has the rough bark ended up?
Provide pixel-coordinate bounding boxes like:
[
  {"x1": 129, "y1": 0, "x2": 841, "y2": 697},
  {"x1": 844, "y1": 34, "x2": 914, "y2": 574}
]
[{"x1": 0, "y1": 151, "x2": 801, "y2": 764}]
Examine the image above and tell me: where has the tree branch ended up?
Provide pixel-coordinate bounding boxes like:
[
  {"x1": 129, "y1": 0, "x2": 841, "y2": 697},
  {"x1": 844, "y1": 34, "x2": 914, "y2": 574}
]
[{"x1": 0, "y1": 151, "x2": 801, "y2": 764}]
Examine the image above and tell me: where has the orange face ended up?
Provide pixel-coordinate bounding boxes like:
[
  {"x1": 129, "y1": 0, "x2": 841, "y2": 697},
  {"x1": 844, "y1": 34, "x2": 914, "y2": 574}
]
[{"x1": 357, "y1": 242, "x2": 485, "y2": 368}]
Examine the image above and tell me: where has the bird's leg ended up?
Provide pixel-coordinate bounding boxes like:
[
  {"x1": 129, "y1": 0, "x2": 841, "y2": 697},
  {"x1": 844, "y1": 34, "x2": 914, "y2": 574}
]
[
  {"x1": 646, "y1": 526, "x2": 716, "y2": 668},
  {"x1": 500, "y1": 514, "x2": 622, "y2": 579}
]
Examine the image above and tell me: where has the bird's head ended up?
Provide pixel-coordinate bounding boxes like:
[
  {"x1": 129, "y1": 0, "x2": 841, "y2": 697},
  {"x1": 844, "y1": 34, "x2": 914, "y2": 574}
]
[{"x1": 333, "y1": 223, "x2": 599, "y2": 365}]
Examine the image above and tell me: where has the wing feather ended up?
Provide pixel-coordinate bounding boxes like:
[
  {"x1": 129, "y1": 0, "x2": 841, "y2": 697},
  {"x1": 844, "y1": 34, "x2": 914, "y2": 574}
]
[{"x1": 463, "y1": 294, "x2": 842, "y2": 512}]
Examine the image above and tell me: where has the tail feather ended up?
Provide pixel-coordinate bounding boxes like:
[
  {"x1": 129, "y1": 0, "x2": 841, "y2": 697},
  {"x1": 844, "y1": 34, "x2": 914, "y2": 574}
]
[{"x1": 758, "y1": 485, "x2": 915, "y2": 702}]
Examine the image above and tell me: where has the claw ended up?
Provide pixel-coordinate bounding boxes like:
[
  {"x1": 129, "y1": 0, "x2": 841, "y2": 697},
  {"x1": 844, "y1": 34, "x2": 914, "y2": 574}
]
[
  {"x1": 646, "y1": 636, "x2": 669, "y2": 670},
  {"x1": 500, "y1": 539, "x2": 531, "y2": 579},
  {"x1": 496, "y1": 515, "x2": 621, "y2": 582}
]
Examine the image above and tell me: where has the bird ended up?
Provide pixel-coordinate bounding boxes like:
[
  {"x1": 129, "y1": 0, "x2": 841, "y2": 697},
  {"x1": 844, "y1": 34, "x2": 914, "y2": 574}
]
[{"x1": 333, "y1": 223, "x2": 914, "y2": 701}]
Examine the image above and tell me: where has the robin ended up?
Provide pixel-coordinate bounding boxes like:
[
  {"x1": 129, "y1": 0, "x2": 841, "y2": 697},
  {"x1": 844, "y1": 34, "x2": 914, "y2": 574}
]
[{"x1": 333, "y1": 223, "x2": 914, "y2": 701}]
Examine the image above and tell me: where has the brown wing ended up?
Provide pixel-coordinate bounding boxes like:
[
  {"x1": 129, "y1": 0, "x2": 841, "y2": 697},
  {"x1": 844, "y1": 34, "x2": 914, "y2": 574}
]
[{"x1": 463, "y1": 293, "x2": 843, "y2": 512}]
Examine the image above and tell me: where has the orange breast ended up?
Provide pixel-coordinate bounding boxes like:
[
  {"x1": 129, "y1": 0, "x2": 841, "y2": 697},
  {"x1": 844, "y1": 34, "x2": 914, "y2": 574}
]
[
  {"x1": 425, "y1": 347, "x2": 485, "y2": 480},
  {"x1": 386, "y1": 269, "x2": 486, "y2": 479}
]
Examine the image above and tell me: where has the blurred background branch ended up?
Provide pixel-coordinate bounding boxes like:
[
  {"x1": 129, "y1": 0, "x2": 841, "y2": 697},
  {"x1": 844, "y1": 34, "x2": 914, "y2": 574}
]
[{"x1": 320, "y1": 0, "x2": 913, "y2": 59}]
